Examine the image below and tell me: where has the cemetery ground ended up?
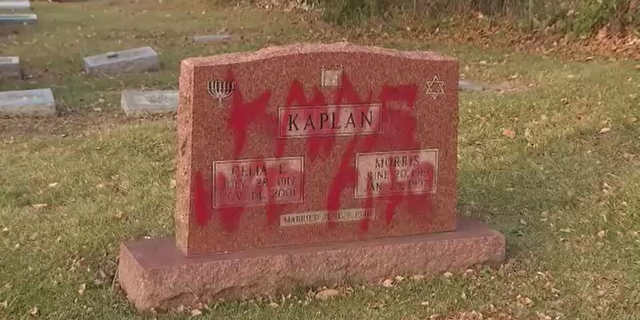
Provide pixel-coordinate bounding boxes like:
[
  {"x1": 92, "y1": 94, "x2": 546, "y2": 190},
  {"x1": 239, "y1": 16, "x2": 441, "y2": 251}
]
[{"x1": 1, "y1": 0, "x2": 639, "y2": 319}]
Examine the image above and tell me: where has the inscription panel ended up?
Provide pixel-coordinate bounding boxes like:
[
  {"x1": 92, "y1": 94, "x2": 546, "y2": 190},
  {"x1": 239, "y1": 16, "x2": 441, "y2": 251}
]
[
  {"x1": 278, "y1": 104, "x2": 382, "y2": 138},
  {"x1": 355, "y1": 149, "x2": 438, "y2": 198},
  {"x1": 213, "y1": 157, "x2": 304, "y2": 208},
  {"x1": 280, "y1": 208, "x2": 374, "y2": 227}
]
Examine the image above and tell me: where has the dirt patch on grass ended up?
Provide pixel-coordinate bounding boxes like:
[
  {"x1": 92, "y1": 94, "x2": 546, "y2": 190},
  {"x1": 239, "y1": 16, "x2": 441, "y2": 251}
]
[{"x1": 0, "y1": 112, "x2": 176, "y2": 139}]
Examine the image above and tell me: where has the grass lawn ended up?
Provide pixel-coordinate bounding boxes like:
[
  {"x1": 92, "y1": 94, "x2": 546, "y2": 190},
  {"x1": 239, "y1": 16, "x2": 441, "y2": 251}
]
[{"x1": 1, "y1": 0, "x2": 640, "y2": 319}]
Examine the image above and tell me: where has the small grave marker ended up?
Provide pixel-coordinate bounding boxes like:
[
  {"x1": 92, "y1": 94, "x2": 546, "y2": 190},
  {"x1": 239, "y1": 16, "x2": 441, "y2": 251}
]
[
  {"x1": 83, "y1": 47, "x2": 160, "y2": 75},
  {"x1": 193, "y1": 34, "x2": 231, "y2": 43},
  {"x1": 0, "y1": 88, "x2": 56, "y2": 117},
  {"x1": 0, "y1": 56, "x2": 21, "y2": 79},
  {"x1": 0, "y1": 1, "x2": 30, "y2": 10},
  {"x1": 0, "y1": 13, "x2": 37, "y2": 25},
  {"x1": 458, "y1": 79, "x2": 484, "y2": 92},
  {"x1": 121, "y1": 90, "x2": 178, "y2": 116}
]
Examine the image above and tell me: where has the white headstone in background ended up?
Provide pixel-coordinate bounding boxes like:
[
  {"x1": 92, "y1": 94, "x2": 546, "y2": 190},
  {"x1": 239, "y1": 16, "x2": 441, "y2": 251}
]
[
  {"x1": 193, "y1": 34, "x2": 231, "y2": 43},
  {"x1": 0, "y1": 2, "x2": 31, "y2": 11},
  {"x1": 0, "y1": 13, "x2": 37, "y2": 25},
  {"x1": 0, "y1": 56, "x2": 21, "y2": 79},
  {"x1": 84, "y1": 47, "x2": 160, "y2": 75},
  {"x1": 0, "y1": 88, "x2": 56, "y2": 117},
  {"x1": 121, "y1": 90, "x2": 178, "y2": 116}
]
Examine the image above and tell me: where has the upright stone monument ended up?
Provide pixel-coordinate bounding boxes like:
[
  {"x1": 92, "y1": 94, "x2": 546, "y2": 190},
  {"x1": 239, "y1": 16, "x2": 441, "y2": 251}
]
[{"x1": 117, "y1": 42, "x2": 505, "y2": 311}]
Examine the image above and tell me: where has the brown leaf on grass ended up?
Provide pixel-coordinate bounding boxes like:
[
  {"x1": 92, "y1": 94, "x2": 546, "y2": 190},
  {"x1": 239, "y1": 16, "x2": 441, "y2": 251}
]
[
  {"x1": 32, "y1": 204, "x2": 48, "y2": 209},
  {"x1": 599, "y1": 127, "x2": 611, "y2": 134},
  {"x1": 502, "y1": 129, "x2": 516, "y2": 138},
  {"x1": 381, "y1": 279, "x2": 394, "y2": 287},
  {"x1": 78, "y1": 283, "x2": 86, "y2": 296},
  {"x1": 315, "y1": 288, "x2": 341, "y2": 300},
  {"x1": 29, "y1": 306, "x2": 39, "y2": 316},
  {"x1": 190, "y1": 309, "x2": 202, "y2": 316}
]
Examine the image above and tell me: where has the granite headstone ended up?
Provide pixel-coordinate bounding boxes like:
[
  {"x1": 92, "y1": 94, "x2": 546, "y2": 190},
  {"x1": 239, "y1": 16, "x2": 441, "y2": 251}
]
[
  {"x1": 0, "y1": 88, "x2": 56, "y2": 116},
  {"x1": 0, "y1": 56, "x2": 21, "y2": 79},
  {"x1": 121, "y1": 90, "x2": 178, "y2": 116},
  {"x1": 117, "y1": 42, "x2": 505, "y2": 312},
  {"x1": 0, "y1": 13, "x2": 36, "y2": 25},
  {"x1": 0, "y1": 1, "x2": 31, "y2": 10},
  {"x1": 83, "y1": 47, "x2": 160, "y2": 75}
]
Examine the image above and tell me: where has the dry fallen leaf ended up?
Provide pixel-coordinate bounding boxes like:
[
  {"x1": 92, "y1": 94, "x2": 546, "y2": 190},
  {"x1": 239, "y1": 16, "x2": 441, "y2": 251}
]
[
  {"x1": 32, "y1": 204, "x2": 48, "y2": 209},
  {"x1": 315, "y1": 288, "x2": 341, "y2": 300},
  {"x1": 597, "y1": 230, "x2": 606, "y2": 238},
  {"x1": 420, "y1": 301, "x2": 430, "y2": 306},
  {"x1": 268, "y1": 302, "x2": 279, "y2": 308},
  {"x1": 502, "y1": 129, "x2": 516, "y2": 138},
  {"x1": 410, "y1": 274, "x2": 425, "y2": 280},
  {"x1": 381, "y1": 279, "x2": 394, "y2": 287},
  {"x1": 48, "y1": 182, "x2": 59, "y2": 188},
  {"x1": 443, "y1": 271, "x2": 453, "y2": 278},
  {"x1": 394, "y1": 275, "x2": 405, "y2": 282},
  {"x1": 599, "y1": 127, "x2": 611, "y2": 134},
  {"x1": 29, "y1": 306, "x2": 39, "y2": 316},
  {"x1": 78, "y1": 283, "x2": 86, "y2": 296},
  {"x1": 190, "y1": 309, "x2": 202, "y2": 316}
]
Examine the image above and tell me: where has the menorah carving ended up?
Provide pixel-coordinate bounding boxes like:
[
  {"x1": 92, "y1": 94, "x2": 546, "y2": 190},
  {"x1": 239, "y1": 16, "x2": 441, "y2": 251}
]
[{"x1": 207, "y1": 80, "x2": 235, "y2": 106}]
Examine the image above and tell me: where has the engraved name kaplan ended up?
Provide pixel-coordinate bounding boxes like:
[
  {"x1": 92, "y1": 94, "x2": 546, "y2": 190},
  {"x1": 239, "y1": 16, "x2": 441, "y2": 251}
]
[{"x1": 278, "y1": 104, "x2": 382, "y2": 137}]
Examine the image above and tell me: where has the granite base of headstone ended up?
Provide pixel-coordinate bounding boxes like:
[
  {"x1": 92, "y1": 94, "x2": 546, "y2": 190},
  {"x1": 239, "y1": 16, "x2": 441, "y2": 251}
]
[
  {"x1": 121, "y1": 90, "x2": 178, "y2": 116},
  {"x1": 83, "y1": 47, "x2": 160, "y2": 76},
  {"x1": 0, "y1": 88, "x2": 56, "y2": 117},
  {"x1": 0, "y1": 56, "x2": 21, "y2": 79},
  {"x1": 116, "y1": 42, "x2": 506, "y2": 312}
]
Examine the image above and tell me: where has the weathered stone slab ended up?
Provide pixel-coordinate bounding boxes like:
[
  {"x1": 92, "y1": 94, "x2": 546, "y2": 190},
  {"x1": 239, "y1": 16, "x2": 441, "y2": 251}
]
[
  {"x1": 0, "y1": 88, "x2": 56, "y2": 117},
  {"x1": 121, "y1": 90, "x2": 178, "y2": 116},
  {"x1": 83, "y1": 47, "x2": 160, "y2": 75},
  {"x1": 458, "y1": 79, "x2": 484, "y2": 92},
  {"x1": 193, "y1": 34, "x2": 231, "y2": 43},
  {"x1": 118, "y1": 217, "x2": 505, "y2": 311},
  {"x1": 0, "y1": 2, "x2": 31, "y2": 10},
  {"x1": 0, "y1": 13, "x2": 36, "y2": 25},
  {"x1": 0, "y1": 56, "x2": 21, "y2": 79}
]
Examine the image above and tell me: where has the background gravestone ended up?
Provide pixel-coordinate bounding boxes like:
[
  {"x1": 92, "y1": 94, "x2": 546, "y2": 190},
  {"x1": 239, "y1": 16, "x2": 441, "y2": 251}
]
[
  {"x1": 83, "y1": 47, "x2": 160, "y2": 75},
  {"x1": 121, "y1": 90, "x2": 178, "y2": 116},
  {"x1": 0, "y1": 56, "x2": 21, "y2": 79},
  {"x1": 0, "y1": 88, "x2": 56, "y2": 116},
  {"x1": 117, "y1": 42, "x2": 505, "y2": 312}
]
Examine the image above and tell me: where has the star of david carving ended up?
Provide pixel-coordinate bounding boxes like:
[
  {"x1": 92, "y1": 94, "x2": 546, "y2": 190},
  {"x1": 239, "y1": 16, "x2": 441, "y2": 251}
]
[{"x1": 425, "y1": 75, "x2": 445, "y2": 99}]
